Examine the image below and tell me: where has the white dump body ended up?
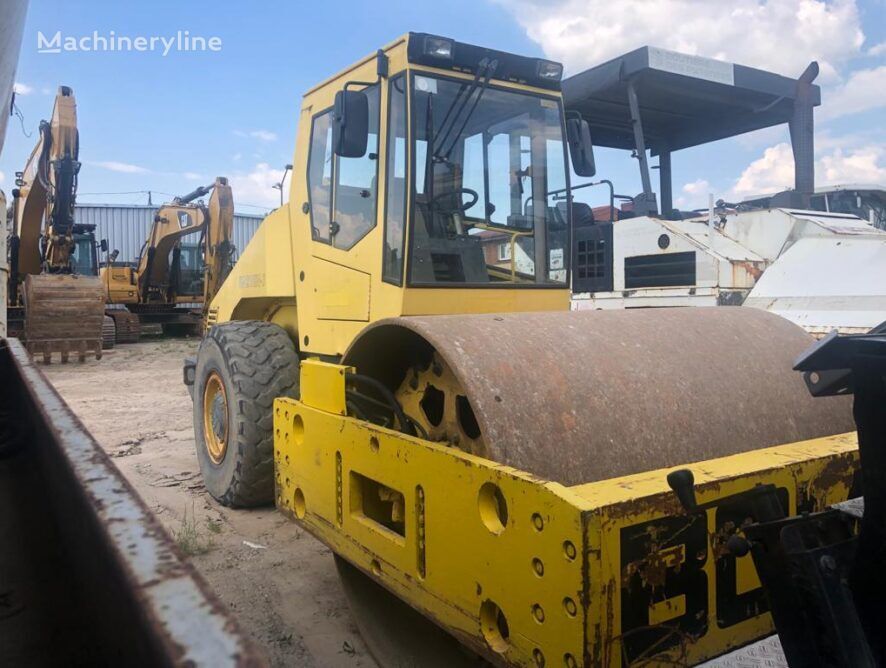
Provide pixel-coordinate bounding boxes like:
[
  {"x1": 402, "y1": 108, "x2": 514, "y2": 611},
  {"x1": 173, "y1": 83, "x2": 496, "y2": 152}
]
[{"x1": 571, "y1": 208, "x2": 886, "y2": 334}]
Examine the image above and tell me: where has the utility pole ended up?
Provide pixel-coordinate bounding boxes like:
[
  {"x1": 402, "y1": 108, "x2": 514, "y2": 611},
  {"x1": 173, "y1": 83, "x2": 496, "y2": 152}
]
[{"x1": 273, "y1": 164, "x2": 293, "y2": 207}]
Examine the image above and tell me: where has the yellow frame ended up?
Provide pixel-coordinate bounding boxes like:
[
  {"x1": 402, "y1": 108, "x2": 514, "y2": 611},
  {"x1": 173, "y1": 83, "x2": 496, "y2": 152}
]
[{"x1": 274, "y1": 360, "x2": 858, "y2": 666}]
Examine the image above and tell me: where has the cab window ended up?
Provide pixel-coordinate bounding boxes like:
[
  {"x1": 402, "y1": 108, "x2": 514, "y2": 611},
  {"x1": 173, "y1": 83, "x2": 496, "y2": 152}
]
[
  {"x1": 384, "y1": 75, "x2": 407, "y2": 284},
  {"x1": 332, "y1": 84, "x2": 380, "y2": 249},
  {"x1": 307, "y1": 111, "x2": 333, "y2": 242}
]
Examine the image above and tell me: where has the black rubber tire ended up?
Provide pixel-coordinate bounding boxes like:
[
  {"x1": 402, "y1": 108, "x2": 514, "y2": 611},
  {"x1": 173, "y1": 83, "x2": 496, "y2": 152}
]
[{"x1": 193, "y1": 320, "x2": 299, "y2": 507}]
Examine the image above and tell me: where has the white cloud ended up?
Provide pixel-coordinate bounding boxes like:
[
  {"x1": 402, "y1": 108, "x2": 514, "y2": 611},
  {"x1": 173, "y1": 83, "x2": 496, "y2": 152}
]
[
  {"x1": 732, "y1": 140, "x2": 886, "y2": 196},
  {"x1": 683, "y1": 179, "x2": 710, "y2": 195},
  {"x1": 228, "y1": 162, "x2": 285, "y2": 210},
  {"x1": 181, "y1": 171, "x2": 204, "y2": 181},
  {"x1": 676, "y1": 179, "x2": 711, "y2": 208},
  {"x1": 868, "y1": 41, "x2": 886, "y2": 57},
  {"x1": 0, "y1": 170, "x2": 5, "y2": 184},
  {"x1": 232, "y1": 152, "x2": 242, "y2": 162},
  {"x1": 733, "y1": 143, "x2": 797, "y2": 195},
  {"x1": 90, "y1": 160, "x2": 150, "y2": 174},
  {"x1": 234, "y1": 129, "x2": 278, "y2": 142},
  {"x1": 818, "y1": 145, "x2": 886, "y2": 184},
  {"x1": 41, "y1": 87, "x2": 52, "y2": 95},
  {"x1": 821, "y1": 65, "x2": 886, "y2": 119},
  {"x1": 496, "y1": 0, "x2": 864, "y2": 81},
  {"x1": 13, "y1": 82, "x2": 33, "y2": 95},
  {"x1": 249, "y1": 130, "x2": 277, "y2": 142}
]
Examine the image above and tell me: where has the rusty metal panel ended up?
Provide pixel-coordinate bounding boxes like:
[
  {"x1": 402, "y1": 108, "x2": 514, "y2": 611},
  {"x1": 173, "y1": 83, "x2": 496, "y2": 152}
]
[
  {"x1": 0, "y1": 338, "x2": 265, "y2": 666},
  {"x1": 345, "y1": 307, "x2": 854, "y2": 486}
]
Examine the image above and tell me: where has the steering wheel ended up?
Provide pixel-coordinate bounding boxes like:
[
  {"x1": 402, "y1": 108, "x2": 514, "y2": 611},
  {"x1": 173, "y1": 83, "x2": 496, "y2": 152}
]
[{"x1": 430, "y1": 188, "x2": 479, "y2": 213}]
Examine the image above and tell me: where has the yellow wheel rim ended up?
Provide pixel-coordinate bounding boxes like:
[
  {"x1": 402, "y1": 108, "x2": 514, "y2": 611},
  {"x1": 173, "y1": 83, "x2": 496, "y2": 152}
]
[{"x1": 203, "y1": 371, "x2": 228, "y2": 465}]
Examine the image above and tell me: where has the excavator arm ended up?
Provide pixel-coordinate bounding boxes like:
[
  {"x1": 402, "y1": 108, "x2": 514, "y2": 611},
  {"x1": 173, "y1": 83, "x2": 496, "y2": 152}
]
[
  {"x1": 12, "y1": 86, "x2": 80, "y2": 278},
  {"x1": 202, "y1": 178, "x2": 234, "y2": 315}
]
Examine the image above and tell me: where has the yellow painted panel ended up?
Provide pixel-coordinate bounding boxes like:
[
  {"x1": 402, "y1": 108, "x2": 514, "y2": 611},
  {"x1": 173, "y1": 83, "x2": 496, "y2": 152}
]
[
  {"x1": 312, "y1": 258, "x2": 371, "y2": 321},
  {"x1": 649, "y1": 595, "x2": 686, "y2": 625},
  {"x1": 211, "y1": 207, "x2": 296, "y2": 323},
  {"x1": 401, "y1": 287, "x2": 569, "y2": 316}
]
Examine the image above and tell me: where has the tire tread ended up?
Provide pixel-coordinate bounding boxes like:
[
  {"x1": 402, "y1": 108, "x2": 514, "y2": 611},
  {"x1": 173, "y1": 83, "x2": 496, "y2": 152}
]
[{"x1": 202, "y1": 320, "x2": 298, "y2": 507}]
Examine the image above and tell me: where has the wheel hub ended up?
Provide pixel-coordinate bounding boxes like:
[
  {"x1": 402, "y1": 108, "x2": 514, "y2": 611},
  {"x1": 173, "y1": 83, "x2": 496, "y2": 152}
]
[
  {"x1": 394, "y1": 352, "x2": 486, "y2": 457},
  {"x1": 203, "y1": 372, "x2": 228, "y2": 464}
]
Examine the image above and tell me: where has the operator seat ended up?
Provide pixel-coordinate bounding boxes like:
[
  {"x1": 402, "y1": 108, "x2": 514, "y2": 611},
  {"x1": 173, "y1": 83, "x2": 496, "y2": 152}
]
[{"x1": 411, "y1": 193, "x2": 488, "y2": 284}]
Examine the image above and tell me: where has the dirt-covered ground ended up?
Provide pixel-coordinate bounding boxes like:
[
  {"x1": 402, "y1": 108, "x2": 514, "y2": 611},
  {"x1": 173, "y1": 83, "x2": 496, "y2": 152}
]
[{"x1": 43, "y1": 338, "x2": 373, "y2": 667}]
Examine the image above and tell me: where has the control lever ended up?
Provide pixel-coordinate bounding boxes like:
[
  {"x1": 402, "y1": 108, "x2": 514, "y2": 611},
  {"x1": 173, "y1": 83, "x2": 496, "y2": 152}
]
[
  {"x1": 666, "y1": 469, "x2": 697, "y2": 511},
  {"x1": 666, "y1": 467, "x2": 782, "y2": 557}
]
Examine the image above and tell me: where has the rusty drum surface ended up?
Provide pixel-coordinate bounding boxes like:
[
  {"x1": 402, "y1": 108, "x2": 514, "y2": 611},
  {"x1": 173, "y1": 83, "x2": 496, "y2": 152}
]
[{"x1": 345, "y1": 307, "x2": 854, "y2": 486}]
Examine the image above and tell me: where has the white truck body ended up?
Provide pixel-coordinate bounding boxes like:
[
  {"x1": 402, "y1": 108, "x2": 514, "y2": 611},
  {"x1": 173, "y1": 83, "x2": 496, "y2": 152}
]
[{"x1": 571, "y1": 208, "x2": 886, "y2": 335}]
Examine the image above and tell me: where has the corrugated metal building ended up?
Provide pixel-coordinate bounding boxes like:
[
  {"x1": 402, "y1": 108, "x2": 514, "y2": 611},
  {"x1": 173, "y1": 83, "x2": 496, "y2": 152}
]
[{"x1": 74, "y1": 204, "x2": 265, "y2": 263}]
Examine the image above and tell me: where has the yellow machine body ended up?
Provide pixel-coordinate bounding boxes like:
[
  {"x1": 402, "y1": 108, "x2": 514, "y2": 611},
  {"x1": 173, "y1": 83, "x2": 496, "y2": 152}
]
[
  {"x1": 197, "y1": 33, "x2": 860, "y2": 666},
  {"x1": 276, "y1": 360, "x2": 858, "y2": 666}
]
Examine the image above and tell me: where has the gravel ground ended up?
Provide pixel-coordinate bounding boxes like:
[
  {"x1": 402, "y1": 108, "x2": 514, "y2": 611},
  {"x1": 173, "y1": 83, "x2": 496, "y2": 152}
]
[{"x1": 43, "y1": 338, "x2": 373, "y2": 668}]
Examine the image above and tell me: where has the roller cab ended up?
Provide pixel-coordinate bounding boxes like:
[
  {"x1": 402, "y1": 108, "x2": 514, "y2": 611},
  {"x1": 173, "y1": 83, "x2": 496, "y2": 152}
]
[{"x1": 207, "y1": 32, "x2": 584, "y2": 356}]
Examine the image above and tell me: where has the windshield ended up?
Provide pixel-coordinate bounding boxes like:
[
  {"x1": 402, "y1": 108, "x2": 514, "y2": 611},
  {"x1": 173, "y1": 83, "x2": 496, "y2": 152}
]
[
  {"x1": 70, "y1": 234, "x2": 97, "y2": 276},
  {"x1": 410, "y1": 74, "x2": 569, "y2": 286},
  {"x1": 175, "y1": 243, "x2": 205, "y2": 296}
]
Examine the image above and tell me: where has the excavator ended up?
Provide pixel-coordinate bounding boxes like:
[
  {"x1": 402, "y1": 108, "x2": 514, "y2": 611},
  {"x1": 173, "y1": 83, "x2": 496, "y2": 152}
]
[
  {"x1": 7, "y1": 86, "x2": 105, "y2": 363},
  {"x1": 184, "y1": 34, "x2": 862, "y2": 666},
  {"x1": 101, "y1": 177, "x2": 235, "y2": 342}
]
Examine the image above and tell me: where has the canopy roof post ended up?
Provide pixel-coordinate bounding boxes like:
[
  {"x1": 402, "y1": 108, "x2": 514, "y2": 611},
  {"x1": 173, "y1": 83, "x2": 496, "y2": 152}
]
[
  {"x1": 658, "y1": 148, "x2": 672, "y2": 218},
  {"x1": 790, "y1": 62, "x2": 819, "y2": 208},
  {"x1": 626, "y1": 79, "x2": 658, "y2": 217}
]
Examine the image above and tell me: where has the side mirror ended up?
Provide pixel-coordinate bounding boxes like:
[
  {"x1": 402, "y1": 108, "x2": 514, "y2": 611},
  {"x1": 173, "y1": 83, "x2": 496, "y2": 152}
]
[
  {"x1": 110, "y1": 250, "x2": 119, "y2": 262},
  {"x1": 332, "y1": 89, "x2": 369, "y2": 158},
  {"x1": 566, "y1": 117, "x2": 596, "y2": 177},
  {"x1": 100, "y1": 238, "x2": 109, "y2": 253}
]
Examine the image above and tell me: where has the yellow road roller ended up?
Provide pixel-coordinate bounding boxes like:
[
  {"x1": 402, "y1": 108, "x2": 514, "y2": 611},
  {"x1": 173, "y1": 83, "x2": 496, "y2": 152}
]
[{"x1": 186, "y1": 33, "x2": 858, "y2": 666}]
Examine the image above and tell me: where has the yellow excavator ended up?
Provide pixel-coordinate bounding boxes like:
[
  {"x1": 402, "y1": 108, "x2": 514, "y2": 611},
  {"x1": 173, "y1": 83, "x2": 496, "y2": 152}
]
[
  {"x1": 101, "y1": 177, "x2": 235, "y2": 341},
  {"x1": 7, "y1": 86, "x2": 105, "y2": 363},
  {"x1": 185, "y1": 34, "x2": 859, "y2": 666}
]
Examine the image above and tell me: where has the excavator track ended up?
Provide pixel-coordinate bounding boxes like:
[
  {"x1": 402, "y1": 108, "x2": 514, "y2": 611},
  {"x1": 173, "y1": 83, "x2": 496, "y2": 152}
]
[
  {"x1": 106, "y1": 309, "x2": 141, "y2": 344},
  {"x1": 23, "y1": 274, "x2": 105, "y2": 363}
]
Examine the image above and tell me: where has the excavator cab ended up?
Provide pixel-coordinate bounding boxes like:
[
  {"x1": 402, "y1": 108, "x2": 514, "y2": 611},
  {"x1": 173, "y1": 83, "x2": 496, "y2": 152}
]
[{"x1": 69, "y1": 227, "x2": 100, "y2": 276}]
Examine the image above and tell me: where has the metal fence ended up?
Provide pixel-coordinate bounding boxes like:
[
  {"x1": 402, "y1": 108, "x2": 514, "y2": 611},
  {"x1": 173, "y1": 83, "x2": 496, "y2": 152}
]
[{"x1": 74, "y1": 204, "x2": 264, "y2": 263}]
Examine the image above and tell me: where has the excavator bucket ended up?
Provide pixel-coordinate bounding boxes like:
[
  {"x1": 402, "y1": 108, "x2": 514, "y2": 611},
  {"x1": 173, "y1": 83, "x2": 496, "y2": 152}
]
[{"x1": 23, "y1": 274, "x2": 105, "y2": 363}]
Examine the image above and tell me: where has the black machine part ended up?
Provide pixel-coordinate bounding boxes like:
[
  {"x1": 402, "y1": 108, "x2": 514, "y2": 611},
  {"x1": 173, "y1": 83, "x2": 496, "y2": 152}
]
[{"x1": 667, "y1": 331, "x2": 886, "y2": 667}]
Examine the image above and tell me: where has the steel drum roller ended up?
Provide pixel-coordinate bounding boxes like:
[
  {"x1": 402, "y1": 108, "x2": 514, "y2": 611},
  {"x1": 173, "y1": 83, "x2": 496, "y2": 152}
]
[{"x1": 345, "y1": 307, "x2": 853, "y2": 484}]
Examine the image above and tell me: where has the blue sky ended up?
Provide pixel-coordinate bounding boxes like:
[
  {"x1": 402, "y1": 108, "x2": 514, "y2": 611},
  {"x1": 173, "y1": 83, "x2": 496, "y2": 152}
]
[{"x1": 2, "y1": 0, "x2": 884, "y2": 214}]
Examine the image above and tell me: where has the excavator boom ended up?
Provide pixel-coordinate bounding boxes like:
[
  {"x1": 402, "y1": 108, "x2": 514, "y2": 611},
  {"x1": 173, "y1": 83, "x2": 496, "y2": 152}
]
[{"x1": 8, "y1": 87, "x2": 104, "y2": 362}]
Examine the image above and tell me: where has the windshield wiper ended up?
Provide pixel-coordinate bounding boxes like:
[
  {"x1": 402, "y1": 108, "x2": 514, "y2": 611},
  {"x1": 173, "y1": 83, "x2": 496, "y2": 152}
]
[{"x1": 432, "y1": 58, "x2": 498, "y2": 163}]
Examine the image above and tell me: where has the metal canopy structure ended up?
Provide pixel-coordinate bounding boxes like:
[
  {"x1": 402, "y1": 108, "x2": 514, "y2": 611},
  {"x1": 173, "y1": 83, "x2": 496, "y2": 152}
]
[{"x1": 562, "y1": 46, "x2": 821, "y2": 215}]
